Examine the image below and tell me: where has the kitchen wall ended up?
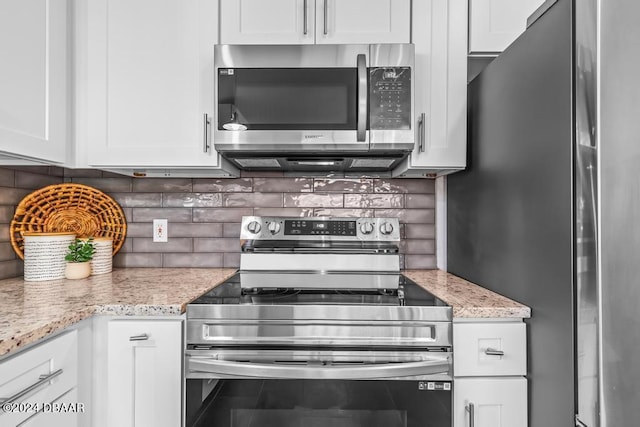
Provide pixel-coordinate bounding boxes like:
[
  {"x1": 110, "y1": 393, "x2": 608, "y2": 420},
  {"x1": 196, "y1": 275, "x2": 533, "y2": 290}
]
[{"x1": 0, "y1": 166, "x2": 437, "y2": 280}]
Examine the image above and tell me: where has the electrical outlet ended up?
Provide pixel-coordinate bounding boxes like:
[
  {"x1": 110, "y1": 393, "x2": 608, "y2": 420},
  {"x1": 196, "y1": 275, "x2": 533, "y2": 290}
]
[{"x1": 153, "y1": 219, "x2": 168, "y2": 242}]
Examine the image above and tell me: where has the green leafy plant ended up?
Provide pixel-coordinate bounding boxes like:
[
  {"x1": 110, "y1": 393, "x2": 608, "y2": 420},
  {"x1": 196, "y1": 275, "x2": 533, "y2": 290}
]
[{"x1": 65, "y1": 238, "x2": 96, "y2": 263}]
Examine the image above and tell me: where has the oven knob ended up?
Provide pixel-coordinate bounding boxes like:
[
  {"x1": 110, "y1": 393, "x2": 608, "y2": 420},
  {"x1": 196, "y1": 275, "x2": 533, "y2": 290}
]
[
  {"x1": 267, "y1": 222, "x2": 281, "y2": 235},
  {"x1": 360, "y1": 222, "x2": 374, "y2": 235},
  {"x1": 246, "y1": 221, "x2": 262, "y2": 234},
  {"x1": 380, "y1": 222, "x2": 394, "y2": 235}
]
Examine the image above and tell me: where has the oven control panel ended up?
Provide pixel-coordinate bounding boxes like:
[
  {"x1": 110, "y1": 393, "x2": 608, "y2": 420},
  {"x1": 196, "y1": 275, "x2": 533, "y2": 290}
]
[
  {"x1": 240, "y1": 216, "x2": 400, "y2": 241},
  {"x1": 284, "y1": 220, "x2": 356, "y2": 236}
]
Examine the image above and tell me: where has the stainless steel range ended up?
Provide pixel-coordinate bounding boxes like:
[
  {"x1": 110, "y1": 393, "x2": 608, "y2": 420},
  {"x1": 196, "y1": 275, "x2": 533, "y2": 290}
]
[{"x1": 185, "y1": 216, "x2": 452, "y2": 427}]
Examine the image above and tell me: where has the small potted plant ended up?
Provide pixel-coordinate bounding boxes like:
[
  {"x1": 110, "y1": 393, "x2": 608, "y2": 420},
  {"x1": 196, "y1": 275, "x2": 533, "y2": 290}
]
[{"x1": 64, "y1": 238, "x2": 96, "y2": 280}]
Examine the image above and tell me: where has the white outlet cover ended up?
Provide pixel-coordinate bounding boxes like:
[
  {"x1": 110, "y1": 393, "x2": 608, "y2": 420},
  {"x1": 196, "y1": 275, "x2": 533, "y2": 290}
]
[{"x1": 153, "y1": 219, "x2": 168, "y2": 242}]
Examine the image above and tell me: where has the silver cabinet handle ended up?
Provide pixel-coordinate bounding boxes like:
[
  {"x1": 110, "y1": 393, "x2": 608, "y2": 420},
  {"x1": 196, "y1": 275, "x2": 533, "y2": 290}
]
[
  {"x1": 356, "y1": 54, "x2": 367, "y2": 142},
  {"x1": 203, "y1": 113, "x2": 211, "y2": 153},
  {"x1": 485, "y1": 348, "x2": 505, "y2": 356},
  {"x1": 418, "y1": 113, "x2": 426, "y2": 152},
  {"x1": 129, "y1": 333, "x2": 149, "y2": 341},
  {"x1": 323, "y1": 0, "x2": 328, "y2": 35},
  {"x1": 303, "y1": 0, "x2": 308, "y2": 35},
  {"x1": 466, "y1": 402, "x2": 475, "y2": 427},
  {"x1": 0, "y1": 369, "x2": 63, "y2": 409}
]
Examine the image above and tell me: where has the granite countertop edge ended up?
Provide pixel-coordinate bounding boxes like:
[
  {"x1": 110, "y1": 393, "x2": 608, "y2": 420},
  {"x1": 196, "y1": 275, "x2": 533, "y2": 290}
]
[
  {"x1": 0, "y1": 268, "x2": 237, "y2": 357},
  {"x1": 1, "y1": 268, "x2": 530, "y2": 358},
  {"x1": 402, "y1": 269, "x2": 532, "y2": 319}
]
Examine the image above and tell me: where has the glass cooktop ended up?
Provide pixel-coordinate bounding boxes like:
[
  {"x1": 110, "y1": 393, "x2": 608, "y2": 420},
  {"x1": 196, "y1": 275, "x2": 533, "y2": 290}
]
[{"x1": 191, "y1": 272, "x2": 447, "y2": 307}]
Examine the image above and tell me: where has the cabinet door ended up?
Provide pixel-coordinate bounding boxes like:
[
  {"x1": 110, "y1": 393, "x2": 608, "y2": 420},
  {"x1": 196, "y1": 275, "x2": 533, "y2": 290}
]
[
  {"x1": 220, "y1": 0, "x2": 314, "y2": 44},
  {"x1": 469, "y1": 0, "x2": 545, "y2": 54},
  {"x1": 83, "y1": 0, "x2": 219, "y2": 167},
  {"x1": 454, "y1": 377, "x2": 527, "y2": 427},
  {"x1": 0, "y1": 0, "x2": 68, "y2": 164},
  {"x1": 394, "y1": 0, "x2": 467, "y2": 176},
  {"x1": 316, "y1": 0, "x2": 410, "y2": 44},
  {"x1": 106, "y1": 320, "x2": 182, "y2": 427}
]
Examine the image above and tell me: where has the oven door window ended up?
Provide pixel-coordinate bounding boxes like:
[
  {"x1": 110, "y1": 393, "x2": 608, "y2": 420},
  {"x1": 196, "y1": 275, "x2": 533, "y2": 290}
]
[
  {"x1": 187, "y1": 379, "x2": 450, "y2": 427},
  {"x1": 217, "y1": 68, "x2": 358, "y2": 131}
]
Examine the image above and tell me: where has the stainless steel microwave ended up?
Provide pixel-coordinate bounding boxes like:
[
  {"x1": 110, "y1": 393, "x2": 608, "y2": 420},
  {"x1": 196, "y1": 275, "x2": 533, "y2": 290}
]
[{"x1": 213, "y1": 44, "x2": 414, "y2": 172}]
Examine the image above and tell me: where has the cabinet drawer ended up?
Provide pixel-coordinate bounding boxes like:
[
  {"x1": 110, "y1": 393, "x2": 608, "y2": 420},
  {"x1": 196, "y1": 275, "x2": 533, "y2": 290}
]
[
  {"x1": 453, "y1": 322, "x2": 526, "y2": 376},
  {"x1": 0, "y1": 331, "x2": 78, "y2": 426}
]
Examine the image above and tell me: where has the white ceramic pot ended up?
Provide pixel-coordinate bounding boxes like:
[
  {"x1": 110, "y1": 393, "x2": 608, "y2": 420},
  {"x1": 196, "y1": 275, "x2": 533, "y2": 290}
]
[
  {"x1": 23, "y1": 232, "x2": 76, "y2": 281},
  {"x1": 65, "y1": 261, "x2": 91, "y2": 280}
]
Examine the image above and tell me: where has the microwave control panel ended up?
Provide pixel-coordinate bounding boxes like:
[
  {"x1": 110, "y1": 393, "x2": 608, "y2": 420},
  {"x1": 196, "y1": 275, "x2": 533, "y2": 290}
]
[{"x1": 369, "y1": 67, "x2": 411, "y2": 130}]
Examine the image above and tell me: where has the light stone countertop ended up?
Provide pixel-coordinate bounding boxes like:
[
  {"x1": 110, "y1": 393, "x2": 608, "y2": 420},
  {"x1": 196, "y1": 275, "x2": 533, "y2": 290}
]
[
  {"x1": 0, "y1": 268, "x2": 236, "y2": 357},
  {"x1": 403, "y1": 269, "x2": 532, "y2": 319},
  {"x1": 0, "y1": 268, "x2": 530, "y2": 357}
]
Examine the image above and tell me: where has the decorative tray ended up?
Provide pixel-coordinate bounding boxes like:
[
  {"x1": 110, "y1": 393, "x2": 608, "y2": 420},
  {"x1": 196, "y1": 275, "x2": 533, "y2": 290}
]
[{"x1": 10, "y1": 183, "x2": 127, "y2": 260}]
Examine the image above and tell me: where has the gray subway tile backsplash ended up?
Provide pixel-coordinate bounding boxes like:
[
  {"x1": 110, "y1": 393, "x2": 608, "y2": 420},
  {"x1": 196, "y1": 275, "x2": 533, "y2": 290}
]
[
  {"x1": 405, "y1": 194, "x2": 436, "y2": 209},
  {"x1": 163, "y1": 193, "x2": 223, "y2": 208},
  {"x1": 132, "y1": 178, "x2": 192, "y2": 193},
  {"x1": 132, "y1": 207, "x2": 193, "y2": 222},
  {"x1": 192, "y1": 178, "x2": 253, "y2": 193},
  {"x1": 222, "y1": 192, "x2": 283, "y2": 208},
  {"x1": 284, "y1": 193, "x2": 343, "y2": 208},
  {"x1": 0, "y1": 206, "x2": 13, "y2": 222},
  {"x1": 193, "y1": 207, "x2": 253, "y2": 223},
  {"x1": 253, "y1": 177, "x2": 313, "y2": 193},
  {"x1": 0, "y1": 242, "x2": 16, "y2": 262},
  {"x1": 113, "y1": 253, "x2": 163, "y2": 268},
  {"x1": 111, "y1": 192, "x2": 163, "y2": 208},
  {"x1": 162, "y1": 253, "x2": 224, "y2": 268},
  {"x1": 344, "y1": 194, "x2": 404, "y2": 209},
  {"x1": 0, "y1": 166, "x2": 438, "y2": 278},
  {"x1": 313, "y1": 178, "x2": 373, "y2": 193},
  {"x1": 132, "y1": 238, "x2": 193, "y2": 253},
  {"x1": 0, "y1": 168, "x2": 15, "y2": 186},
  {"x1": 14, "y1": 171, "x2": 61, "y2": 189}
]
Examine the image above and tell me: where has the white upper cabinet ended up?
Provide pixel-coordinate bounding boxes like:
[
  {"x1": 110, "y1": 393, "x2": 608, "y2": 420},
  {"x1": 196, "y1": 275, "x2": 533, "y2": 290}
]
[
  {"x1": 78, "y1": 0, "x2": 222, "y2": 168},
  {"x1": 316, "y1": 0, "x2": 410, "y2": 44},
  {"x1": 0, "y1": 0, "x2": 69, "y2": 165},
  {"x1": 220, "y1": 0, "x2": 315, "y2": 44},
  {"x1": 393, "y1": 0, "x2": 467, "y2": 177},
  {"x1": 220, "y1": 0, "x2": 410, "y2": 45},
  {"x1": 469, "y1": 0, "x2": 546, "y2": 54}
]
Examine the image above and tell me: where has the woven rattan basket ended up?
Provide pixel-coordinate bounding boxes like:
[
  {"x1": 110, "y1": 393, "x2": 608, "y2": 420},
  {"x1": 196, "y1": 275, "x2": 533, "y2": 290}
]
[{"x1": 10, "y1": 183, "x2": 127, "y2": 260}]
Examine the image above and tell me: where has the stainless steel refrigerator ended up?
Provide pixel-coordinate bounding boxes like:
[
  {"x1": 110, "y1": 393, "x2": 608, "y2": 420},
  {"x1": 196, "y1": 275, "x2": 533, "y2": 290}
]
[{"x1": 447, "y1": 0, "x2": 640, "y2": 426}]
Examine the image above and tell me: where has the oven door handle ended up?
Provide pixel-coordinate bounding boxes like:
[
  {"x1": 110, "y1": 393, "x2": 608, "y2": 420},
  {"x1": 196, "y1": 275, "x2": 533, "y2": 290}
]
[{"x1": 188, "y1": 358, "x2": 450, "y2": 380}]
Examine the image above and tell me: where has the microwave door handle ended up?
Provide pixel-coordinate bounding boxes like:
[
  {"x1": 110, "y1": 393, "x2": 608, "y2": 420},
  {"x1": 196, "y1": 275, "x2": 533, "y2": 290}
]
[
  {"x1": 188, "y1": 358, "x2": 450, "y2": 380},
  {"x1": 357, "y1": 54, "x2": 367, "y2": 142}
]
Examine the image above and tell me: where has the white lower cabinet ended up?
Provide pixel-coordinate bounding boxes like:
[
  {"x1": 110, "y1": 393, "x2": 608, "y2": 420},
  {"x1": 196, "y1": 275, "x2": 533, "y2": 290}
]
[
  {"x1": 0, "y1": 331, "x2": 78, "y2": 427},
  {"x1": 454, "y1": 377, "x2": 527, "y2": 427},
  {"x1": 454, "y1": 320, "x2": 528, "y2": 427},
  {"x1": 105, "y1": 319, "x2": 182, "y2": 427}
]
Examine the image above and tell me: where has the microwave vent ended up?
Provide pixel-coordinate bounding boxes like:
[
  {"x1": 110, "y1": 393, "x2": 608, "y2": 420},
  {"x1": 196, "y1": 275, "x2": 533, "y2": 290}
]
[
  {"x1": 349, "y1": 158, "x2": 396, "y2": 168},
  {"x1": 234, "y1": 158, "x2": 281, "y2": 168}
]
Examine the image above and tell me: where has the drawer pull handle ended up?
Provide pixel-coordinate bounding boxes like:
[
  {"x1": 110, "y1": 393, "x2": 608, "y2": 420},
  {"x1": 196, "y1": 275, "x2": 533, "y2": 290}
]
[
  {"x1": 0, "y1": 369, "x2": 63, "y2": 409},
  {"x1": 129, "y1": 333, "x2": 149, "y2": 341},
  {"x1": 466, "y1": 402, "x2": 475, "y2": 427},
  {"x1": 485, "y1": 347, "x2": 505, "y2": 356}
]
